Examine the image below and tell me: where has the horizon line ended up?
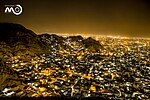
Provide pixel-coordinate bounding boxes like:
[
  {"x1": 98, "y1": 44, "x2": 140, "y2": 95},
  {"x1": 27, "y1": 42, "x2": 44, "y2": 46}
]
[{"x1": 37, "y1": 32, "x2": 150, "y2": 40}]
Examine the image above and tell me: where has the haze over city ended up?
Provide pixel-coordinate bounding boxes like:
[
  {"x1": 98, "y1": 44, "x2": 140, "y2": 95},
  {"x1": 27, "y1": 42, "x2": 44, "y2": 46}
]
[{"x1": 0, "y1": 0, "x2": 150, "y2": 37}]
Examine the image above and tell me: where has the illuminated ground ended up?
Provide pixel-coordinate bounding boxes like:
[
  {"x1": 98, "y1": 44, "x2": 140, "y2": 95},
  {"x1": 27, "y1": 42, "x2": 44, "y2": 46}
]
[{"x1": 0, "y1": 35, "x2": 150, "y2": 99}]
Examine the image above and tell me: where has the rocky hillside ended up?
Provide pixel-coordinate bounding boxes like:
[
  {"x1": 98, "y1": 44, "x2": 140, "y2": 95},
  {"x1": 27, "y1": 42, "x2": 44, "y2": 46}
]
[{"x1": 0, "y1": 23, "x2": 51, "y2": 61}]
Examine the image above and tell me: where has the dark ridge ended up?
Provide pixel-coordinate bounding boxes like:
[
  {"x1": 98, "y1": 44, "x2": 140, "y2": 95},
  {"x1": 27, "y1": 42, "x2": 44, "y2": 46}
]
[
  {"x1": 83, "y1": 37, "x2": 103, "y2": 52},
  {"x1": 0, "y1": 23, "x2": 37, "y2": 45},
  {"x1": 83, "y1": 37, "x2": 100, "y2": 47},
  {"x1": 0, "y1": 23, "x2": 50, "y2": 55},
  {"x1": 67, "y1": 35, "x2": 84, "y2": 41},
  {"x1": 0, "y1": 23, "x2": 36, "y2": 37},
  {"x1": 38, "y1": 33, "x2": 103, "y2": 52},
  {"x1": 50, "y1": 34, "x2": 65, "y2": 42},
  {"x1": 38, "y1": 33, "x2": 65, "y2": 46},
  {"x1": 39, "y1": 33, "x2": 64, "y2": 41}
]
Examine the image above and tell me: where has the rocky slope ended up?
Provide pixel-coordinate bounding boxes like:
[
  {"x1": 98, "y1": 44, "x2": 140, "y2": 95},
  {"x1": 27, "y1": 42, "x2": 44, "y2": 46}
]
[{"x1": 0, "y1": 23, "x2": 50, "y2": 58}]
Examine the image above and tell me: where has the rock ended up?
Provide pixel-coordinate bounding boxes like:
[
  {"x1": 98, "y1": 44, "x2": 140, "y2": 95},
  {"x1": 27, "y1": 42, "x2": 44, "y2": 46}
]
[{"x1": 82, "y1": 37, "x2": 103, "y2": 52}]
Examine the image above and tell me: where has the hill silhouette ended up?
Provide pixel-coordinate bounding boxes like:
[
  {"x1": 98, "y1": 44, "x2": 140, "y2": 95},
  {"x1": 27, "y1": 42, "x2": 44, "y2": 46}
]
[
  {"x1": 0, "y1": 23, "x2": 36, "y2": 45},
  {"x1": 0, "y1": 23, "x2": 50, "y2": 57}
]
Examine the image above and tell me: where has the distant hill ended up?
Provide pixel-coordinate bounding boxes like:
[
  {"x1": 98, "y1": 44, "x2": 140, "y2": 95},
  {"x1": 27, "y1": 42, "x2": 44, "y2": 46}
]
[
  {"x1": 83, "y1": 37, "x2": 103, "y2": 52},
  {"x1": 39, "y1": 33, "x2": 103, "y2": 52}
]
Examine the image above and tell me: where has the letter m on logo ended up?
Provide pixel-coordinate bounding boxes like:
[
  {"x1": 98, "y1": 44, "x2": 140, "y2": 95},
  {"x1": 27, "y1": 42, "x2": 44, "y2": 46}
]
[{"x1": 5, "y1": 7, "x2": 13, "y2": 13}]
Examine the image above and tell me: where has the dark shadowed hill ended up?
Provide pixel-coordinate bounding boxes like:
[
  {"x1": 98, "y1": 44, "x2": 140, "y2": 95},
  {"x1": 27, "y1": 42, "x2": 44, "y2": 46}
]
[
  {"x1": 83, "y1": 37, "x2": 103, "y2": 52},
  {"x1": 0, "y1": 23, "x2": 50, "y2": 56},
  {"x1": 67, "y1": 35, "x2": 84, "y2": 42},
  {"x1": 38, "y1": 33, "x2": 65, "y2": 44},
  {"x1": 38, "y1": 33, "x2": 103, "y2": 53},
  {"x1": 0, "y1": 23, "x2": 36, "y2": 45}
]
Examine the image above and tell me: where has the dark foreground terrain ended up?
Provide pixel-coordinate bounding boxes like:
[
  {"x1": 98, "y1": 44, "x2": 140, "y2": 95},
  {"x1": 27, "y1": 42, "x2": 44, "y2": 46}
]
[{"x1": 0, "y1": 23, "x2": 150, "y2": 99}]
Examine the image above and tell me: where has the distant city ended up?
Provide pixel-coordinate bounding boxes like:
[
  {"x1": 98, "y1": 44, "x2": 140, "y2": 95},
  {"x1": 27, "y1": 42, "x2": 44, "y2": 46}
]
[
  {"x1": 43, "y1": 33, "x2": 150, "y2": 40},
  {"x1": 0, "y1": 23, "x2": 149, "y2": 99}
]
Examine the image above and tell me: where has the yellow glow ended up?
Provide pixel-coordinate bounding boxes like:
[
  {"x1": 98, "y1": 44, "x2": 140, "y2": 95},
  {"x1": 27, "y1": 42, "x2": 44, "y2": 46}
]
[
  {"x1": 90, "y1": 85, "x2": 96, "y2": 92},
  {"x1": 39, "y1": 59, "x2": 45, "y2": 63},
  {"x1": 39, "y1": 87, "x2": 47, "y2": 92}
]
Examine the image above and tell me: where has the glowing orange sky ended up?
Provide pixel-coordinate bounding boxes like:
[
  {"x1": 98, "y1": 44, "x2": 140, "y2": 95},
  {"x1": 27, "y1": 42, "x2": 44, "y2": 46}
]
[{"x1": 0, "y1": 0, "x2": 150, "y2": 37}]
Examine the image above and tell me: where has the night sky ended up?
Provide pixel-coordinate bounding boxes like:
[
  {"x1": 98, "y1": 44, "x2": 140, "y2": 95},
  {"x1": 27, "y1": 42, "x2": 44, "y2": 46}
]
[{"x1": 0, "y1": 0, "x2": 150, "y2": 37}]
